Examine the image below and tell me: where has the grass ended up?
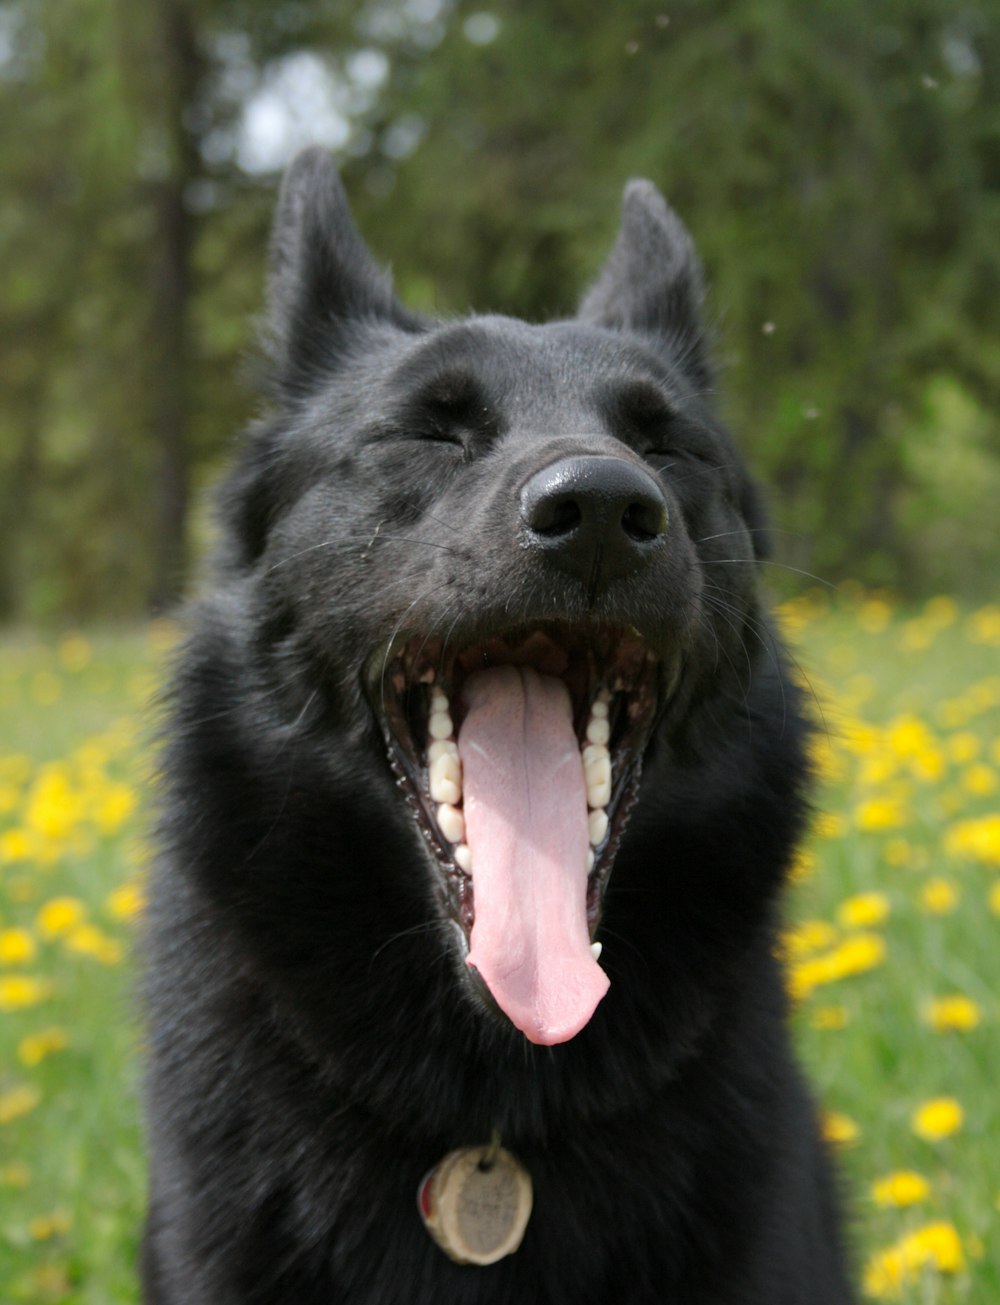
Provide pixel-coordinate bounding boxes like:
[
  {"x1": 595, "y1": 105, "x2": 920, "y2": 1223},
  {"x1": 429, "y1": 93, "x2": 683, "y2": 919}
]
[{"x1": 0, "y1": 595, "x2": 998, "y2": 1301}]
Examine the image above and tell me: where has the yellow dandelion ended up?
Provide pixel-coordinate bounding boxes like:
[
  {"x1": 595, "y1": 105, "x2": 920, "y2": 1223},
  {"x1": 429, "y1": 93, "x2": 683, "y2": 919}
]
[
  {"x1": 57, "y1": 633, "x2": 92, "y2": 672},
  {"x1": 912, "y1": 1097, "x2": 964, "y2": 1141},
  {"x1": 0, "y1": 927, "x2": 37, "y2": 966},
  {"x1": 858, "y1": 598, "x2": 892, "y2": 633},
  {"x1": 0, "y1": 975, "x2": 52, "y2": 1011},
  {"x1": 788, "y1": 847, "x2": 817, "y2": 883},
  {"x1": 28, "y1": 1210, "x2": 71, "y2": 1241},
  {"x1": 947, "y1": 732, "x2": 981, "y2": 764},
  {"x1": 967, "y1": 604, "x2": 1000, "y2": 645},
  {"x1": 0, "y1": 1083, "x2": 42, "y2": 1125},
  {"x1": 923, "y1": 995, "x2": 981, "y2": 1032},
  {"x1": 811, "y1": 1005, "x2": 849, "y2": 1031},
  {"x1": 781, "y1": 919, "x2": 838, "y2": 958},
  {"x1": 854, "y1": 797, "x2": 907, "y2": 831},
  {"x1": 945, "y1": 814, "x2": 1000, "y2": 865},
  {"x1": 64, "y1": 923, "x2": 124, "y2": 966},
  {"x1": 921, "y1": 878, "x2": 959, "y2": 915},
  {"x1": 36, "y1": 897, "x2": 86, "y2": 938},
  {"x1": 0, "y1": 827, "x2": 35, "y2": 863},
  {"x1": 93, "y1": 781, "x2": 137, "y2": 835},
  {"x1": 924, "y1": 595, "x2": 958, "y2": 627},
  {"x1": 17, "y1": 1027, "x2": 68, "y2": 1067},
  {"x1": 962, "y1": 763, "x2": 996, "y2": 797},
  {"x1": 106, "y1": 880, "x2": 146, "y2": 922},
  {"x1": 837, "y1": 893, "x2": 890, "y2": 929},
  {"x1": 821, "y1": 1110, "x2": 859, "y2": 1146},
  {"x1": 864, "y1": 1221, "x2": 965, "y2": 1298},
  {"x1": 813, "y1": 811, "x2": 846, "y2": 839},
  {"x1": 871, "y1": 1170, "x2": 930, "y2": 1207},
  {"x1": 0, "y1": 1161, "x2": 30, "y2": 1187}
]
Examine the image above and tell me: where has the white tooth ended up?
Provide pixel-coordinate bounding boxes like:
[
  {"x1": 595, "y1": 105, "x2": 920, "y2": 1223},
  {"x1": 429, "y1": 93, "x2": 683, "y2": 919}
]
[
  {"x1": 430, "y1": 688, "x2": 449, "y2": 714},
  {"x1": 586, "y1": 848, "x2": 595, "y2": 872},
  {"x1": 428, "y1": 710, "x2": 454, "y2": 740},
  {"x1": 588, "y1": 808, "x2": 608, "y2": 846},
  {"x1": 454, "y1": 843, "x2": 472, "y2": 873},
  {"x1": 585, "y1": 717, "x2": 610, "y2": 745},
  {"x1": 428, "y1": 739, "x2": 459, "y2": 764},
  {"x1": 587, "y1": 778, "x2": 612, "y2": 808},
  {"x1": 596, "y1": 687, "x2": 612, "y2": 704},
  {"x1": 590, "y1": 700, "x2": 609, "y2": 720},
  {"x1": 429, "y1": 752, "x2": 462, "y2": 805},
  {"x1": 582, "y1": 742, "x2": 609, "y2": 768},
  {"x1": 437, "y1": 803, "x2": 465, "y2": 844},
  {"x1": 590, "y1": 941, "x2": 603, "y2": 961}
]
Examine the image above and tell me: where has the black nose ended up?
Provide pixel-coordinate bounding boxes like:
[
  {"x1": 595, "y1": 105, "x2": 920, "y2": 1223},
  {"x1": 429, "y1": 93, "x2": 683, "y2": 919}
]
[{"x1": 519, "y1": 455, "x2": 668, "y2": 593}]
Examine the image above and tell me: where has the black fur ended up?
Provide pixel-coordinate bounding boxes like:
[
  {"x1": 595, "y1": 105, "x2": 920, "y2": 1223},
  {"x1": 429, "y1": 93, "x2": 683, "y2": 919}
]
[{"x1": 142, "y1": 148, "x2": 853, "y2": 1304}]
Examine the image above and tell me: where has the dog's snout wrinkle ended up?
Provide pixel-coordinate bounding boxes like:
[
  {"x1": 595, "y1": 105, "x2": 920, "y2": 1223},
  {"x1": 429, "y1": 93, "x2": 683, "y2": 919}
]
[{"x1": 519, "y1": 455, "x2": 667, "y2": 594}]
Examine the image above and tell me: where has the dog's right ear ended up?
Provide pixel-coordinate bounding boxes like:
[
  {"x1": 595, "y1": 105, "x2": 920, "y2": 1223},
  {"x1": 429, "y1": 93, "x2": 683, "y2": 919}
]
[
  {"x1": 264, "y1": 147, "x2": 418, "y2": 397},
  {"x1": 579, "y1": 180, "x2": 710, "y2": 388}
]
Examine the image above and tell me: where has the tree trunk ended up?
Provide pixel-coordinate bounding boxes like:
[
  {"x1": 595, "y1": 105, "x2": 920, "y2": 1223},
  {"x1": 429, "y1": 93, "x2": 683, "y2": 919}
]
[{"x1": 147, "y1": 0, "x2": 199, "y2": 613}]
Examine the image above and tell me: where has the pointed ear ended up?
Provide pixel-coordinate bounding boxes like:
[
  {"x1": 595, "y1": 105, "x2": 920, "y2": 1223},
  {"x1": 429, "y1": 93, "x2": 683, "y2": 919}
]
[
  {"x1": 579, "y1": 180, "x2": 710, "y2": 386},
  {"x1": 264, "y1": 147, "x2": 419, "y2": 396}
]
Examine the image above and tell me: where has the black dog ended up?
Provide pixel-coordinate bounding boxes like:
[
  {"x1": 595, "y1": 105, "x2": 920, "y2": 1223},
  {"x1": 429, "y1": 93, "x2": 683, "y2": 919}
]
[{"x1": 142, "y1": 148, "x2": 853, "y2": 1303}]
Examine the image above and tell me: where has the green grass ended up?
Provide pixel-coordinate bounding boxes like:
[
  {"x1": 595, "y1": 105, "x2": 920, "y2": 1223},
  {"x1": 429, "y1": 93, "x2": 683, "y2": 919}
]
[{"x1": 0, "y1": 597, "x2": 998, "y2": 1302}]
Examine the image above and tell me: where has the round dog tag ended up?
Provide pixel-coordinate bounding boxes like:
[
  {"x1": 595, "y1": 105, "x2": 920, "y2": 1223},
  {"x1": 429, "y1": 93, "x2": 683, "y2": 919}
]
[{"x1": 417, "y1": 1144, "x2": 533, "y2": 1265}]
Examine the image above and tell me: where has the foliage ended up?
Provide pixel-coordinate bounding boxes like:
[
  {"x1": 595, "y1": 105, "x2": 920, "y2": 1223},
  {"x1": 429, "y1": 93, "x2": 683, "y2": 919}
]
[{"x1": 0, "y1": 0, "x2": 998, "y2": 618}]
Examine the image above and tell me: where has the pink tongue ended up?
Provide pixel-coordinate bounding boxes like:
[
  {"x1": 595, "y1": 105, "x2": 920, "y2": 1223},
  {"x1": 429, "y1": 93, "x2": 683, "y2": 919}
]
[{"x1": 457, "y1": 666, "x2": 609, "y2": 1045}]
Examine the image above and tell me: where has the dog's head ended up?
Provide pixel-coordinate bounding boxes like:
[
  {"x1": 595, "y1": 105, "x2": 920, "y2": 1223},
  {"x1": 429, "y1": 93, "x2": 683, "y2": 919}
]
[{"x1": 219, "y1": 149, "x2": 775, "y2": 1047}]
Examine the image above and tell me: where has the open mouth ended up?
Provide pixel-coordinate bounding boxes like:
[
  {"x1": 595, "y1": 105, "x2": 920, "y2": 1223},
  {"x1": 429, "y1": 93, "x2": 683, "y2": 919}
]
[{"x1": 370, "y1": 621, "x2": 673, "y2": 1045}]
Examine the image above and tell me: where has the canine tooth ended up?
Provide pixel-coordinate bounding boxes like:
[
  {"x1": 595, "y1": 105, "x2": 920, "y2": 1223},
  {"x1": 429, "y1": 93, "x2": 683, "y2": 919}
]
[
  {"x1": 437, "y1": 803, "x2": 465, "y2": 844},
  {"x1": 588, "y1": 808, "x2": 609, "y2": 846},
  {"x1": 429, "y1": 752, "x2": 462, "y2": 805},
  {"x1": 590, "y1": 941, "x2": 603, "y2": 961},
  {"x1": 454, "y1": 843, "x2": 472, "y2": 873},
  {"x1": 428, "y1": 739, "x2": 459, "y2": 764},
  {"x1": 585, "y1": 717, "x2": 610, "y2": 745},
  {"x1": 428, "y1": 710, "x2": 454, "y2": 740},
  {"x1": 590, "y1": 700, "x2": 609, "y2": 720},
  {"x1": 430, "y1": 688, "x2": 449, "y2": 714}
]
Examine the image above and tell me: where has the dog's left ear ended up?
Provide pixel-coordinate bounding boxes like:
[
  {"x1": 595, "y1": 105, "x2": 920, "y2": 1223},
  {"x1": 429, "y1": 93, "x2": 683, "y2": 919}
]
[
  {"x1": 264, "y1": 146, "x2": 419, "y2": 397},
  {"x1": 579, "y1": 180, "x2": 709, "y2": 387}
]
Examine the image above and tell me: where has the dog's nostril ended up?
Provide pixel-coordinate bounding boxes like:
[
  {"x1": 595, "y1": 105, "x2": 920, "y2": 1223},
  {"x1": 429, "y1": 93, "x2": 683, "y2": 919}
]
[
  {"x1": 530, "y1": 496, "x2": 582, "y2": 538},
  {"x1": 621, "y1": 499, "x2": 665, "y2": 543}
]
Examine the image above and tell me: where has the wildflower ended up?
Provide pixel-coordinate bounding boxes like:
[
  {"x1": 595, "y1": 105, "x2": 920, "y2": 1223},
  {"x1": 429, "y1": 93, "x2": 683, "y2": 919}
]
[
  {"x1": 837, "y1": 893, "x2": 890, "y2": 929},
  {"x1": 912, "y1": 1097, "x2": 964, "y2": 1141},
  {"x1": 106, "y1": 880, "x2": 146, "y2": 922},
  {"x1": 811, "y1": 1005, "x2": 849, "y2": 1030},
  {"x1": 871, "y1": 1171, "x2": 930, "y2": 1207},
  {"x1": 962, "y1": 764, "x2": 996, "y2": 797},
  {"x1": 18, "y1": 1027, "x2": 68, "y2": 1067},
  {"x1": 0, "y1": 1084, "x2": 42, "y2": 1125},
  {"x1": 945, "y1": 814, "x2": 1000, "y2": 865},
  {"x1": 64, "y1": 923, "x2": 123, "y2": 965},
  {"x1": 28, "y1": 1210, "x2": 71, "y2": 1240},
  {"x1": 788, "y1": 933, "x2": 886, "y2": 1001},
  {"x1": 921, "y1": 878, "x2": 959, "y2": 915},
  {"x1": 821, "y1": 1111, "x2": 859, "y2": 1146},
  {"x1": 58, "y1": 633, "x2": 92, "y2": 672},
  {"x1": 923, "y1": 995, "x2": 981, "y2": 1032},
  {"x1": 0, "y1": 1161, "x2": 30, "y2": 1187},
  {"x1": 813, "y1": 811, "x2": 846, "y2": 839},
  {"x1": 946, "y1": 732, "x2": 980, "y2": 764},
  {"x1": 854, "y1": 797, "x2": 907, "y2": 831},
  {"x1": 0, "y1": 927, "x2": 37, "y2": 966},
  {"x1": 781, "y1": 919, "x2": 837, "y2": 958},
  {"x1": 0, "y1": 828, "x2": 35, "y2": 863},
  {"x1": 0, "y1": 975, "x2": 52, "y2": 1011},
  {"x1": 93, "y1": 781, "x2": 137, "y2": 835},
  {"x1": 864, "y1": 1221, "x2": 965, "y2": 1298},
  {"x1": 36, "y1": 897, "x2": 86, "y2": 938},
  {"x1": 858, "y1": 599, "x2": 892, "y2": 633}
]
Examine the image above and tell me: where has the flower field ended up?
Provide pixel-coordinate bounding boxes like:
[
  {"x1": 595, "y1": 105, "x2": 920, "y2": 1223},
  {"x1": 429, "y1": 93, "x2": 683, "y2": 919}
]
[{"x1": 0, "y1": 595, "x2": 999, "y2": 1302}]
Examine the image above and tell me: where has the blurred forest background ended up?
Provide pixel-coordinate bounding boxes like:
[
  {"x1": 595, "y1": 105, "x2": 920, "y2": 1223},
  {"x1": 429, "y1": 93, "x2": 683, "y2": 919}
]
[{"x1": 1, "y1": 0, "x2": 998, "y2": 622}]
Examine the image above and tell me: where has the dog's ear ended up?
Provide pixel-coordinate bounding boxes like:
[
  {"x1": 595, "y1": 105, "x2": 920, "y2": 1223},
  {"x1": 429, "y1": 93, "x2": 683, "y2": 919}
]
[
  {"x1": 264, "y1": 147, "x2": 418, "y2": 396},
  {"x1": 579, "y1": 180, "x2": 709, "y2": 386}
]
